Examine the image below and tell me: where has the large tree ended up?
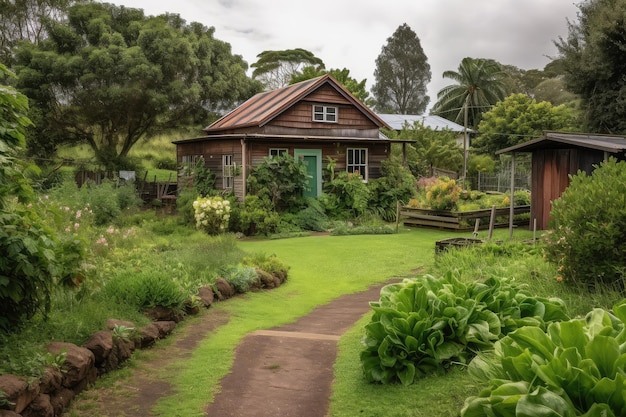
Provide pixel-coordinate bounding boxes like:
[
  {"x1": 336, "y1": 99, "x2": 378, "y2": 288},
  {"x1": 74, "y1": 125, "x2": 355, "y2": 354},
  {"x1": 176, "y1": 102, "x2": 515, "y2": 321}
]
[
  {"x1": 371, "y1": 23, "x2": 431, "y2": 114},
  {"x1": 431, "y1": 57, "x2": 508, "y2": 130},
  {"x1": 473, "y1": 93, "x2": 579, "y2": 155},
  {"x1": 14, "y1": 2, "x2": 261, "y2": 169},
  {"x1": 555, "y1": 0, "x2": 626, "y2": 133},
  {"x1": 0, "y1": 0, "x2": 77, "y2": 66},
  {"x1": 290, "y1": 66, "x2": 373, "y2": 106},
  {"x1": 251, "y1": 48, "x2": 325, "y2": 91}
]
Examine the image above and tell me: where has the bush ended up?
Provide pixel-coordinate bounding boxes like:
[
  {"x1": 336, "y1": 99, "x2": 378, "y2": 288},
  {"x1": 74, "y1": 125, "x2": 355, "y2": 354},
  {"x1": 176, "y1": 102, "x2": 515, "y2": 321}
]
[
  {"x1": 247, "y1": 154, "x2": 309, "y2": 212},
  {"x1": 236, "y1": 195, "x2": 280, "y2": 236},
  {"x1": 176, "y1": 187, "x2": 198, "y2": 226},
  {"x1": 101, "y1": 268, "x2": 188, "y2": 311},
  {"x1": 193, "y1": 196, "x2": 231, "y2": 235},
  {"x1": 424, "y1": 176, "x2": 461, "y2": 210},
  {"x1": 322, "y1": 171, "x2": 370, "y2": 218},
  {"x1": 367, "y1": 158, "x2": 416, "y2": 220},
  {"x1": 463, "y1": 300, "x2": 626, "y2": 416},
  {"x1": 543, "y1": 158, "x2": 626, "y2": 288},
  {"x1": 221, "y1": 266, "x2": 258, "y2": 293}
]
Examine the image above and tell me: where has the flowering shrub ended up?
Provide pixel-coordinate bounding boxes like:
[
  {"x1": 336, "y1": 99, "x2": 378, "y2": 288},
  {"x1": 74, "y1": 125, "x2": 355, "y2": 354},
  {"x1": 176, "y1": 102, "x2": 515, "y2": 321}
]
[
  {"x1": 193, "y1": 196, "x2": 231, "y2": 235},
  {"x1": 424, "y1": 176, "x2": 461, "y2": 210}
]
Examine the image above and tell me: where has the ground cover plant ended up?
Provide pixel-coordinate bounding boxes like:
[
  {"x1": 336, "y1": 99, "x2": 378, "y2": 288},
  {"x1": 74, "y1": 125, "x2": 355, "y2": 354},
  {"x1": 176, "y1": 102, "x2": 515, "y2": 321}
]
[
  {"x1": 463, "y1": 300, "x2": 626, "y2": 416},
  {"x1": 360, "y1": 271, "x2": 569, "y2": 385}
]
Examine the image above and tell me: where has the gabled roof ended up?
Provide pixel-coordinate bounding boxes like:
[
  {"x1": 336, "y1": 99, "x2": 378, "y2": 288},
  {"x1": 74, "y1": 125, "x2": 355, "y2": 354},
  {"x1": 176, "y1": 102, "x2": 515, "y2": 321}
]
[
  {"x1": 205, "y1": 74, "x2": 389, "y2": 132},
  {"x1": 496, "y1": 131, "x2": 626, "y2": 154},
  {"x1": 376, "y1": 113, "x2": 470, "y2": 133}
]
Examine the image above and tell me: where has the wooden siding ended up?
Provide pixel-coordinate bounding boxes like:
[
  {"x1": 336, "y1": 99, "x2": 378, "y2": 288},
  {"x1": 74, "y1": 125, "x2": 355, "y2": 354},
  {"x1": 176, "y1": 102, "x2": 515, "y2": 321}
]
[
  {"x1": 177, "y1": 139, "x2": 244, "y2": 197},
  {"x1": 530, "y1": 147, "x2": 607, "y2": 230},
  {"x1": 269, "y1": 101, "x2": 378, "y2": 131}
]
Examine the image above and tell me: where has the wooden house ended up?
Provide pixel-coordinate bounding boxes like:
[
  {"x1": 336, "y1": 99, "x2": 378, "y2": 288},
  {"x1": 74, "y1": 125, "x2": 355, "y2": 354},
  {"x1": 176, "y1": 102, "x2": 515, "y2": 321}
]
[
  {"x1": 497, "y1": 131, "x2": 626, "y2": 230},
  {"x1": 173, "y1": 74, "x2": 398, "y2": 199}
]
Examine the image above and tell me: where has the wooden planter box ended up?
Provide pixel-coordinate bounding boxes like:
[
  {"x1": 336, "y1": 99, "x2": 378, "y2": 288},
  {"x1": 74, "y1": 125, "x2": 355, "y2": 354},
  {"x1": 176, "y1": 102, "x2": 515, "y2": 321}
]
[
  {"x1": 435, "y1": 237, "x2": 484, "y2": 254},
  {"x1": 400, "y1": 205, "x2": 530, "y2": 231}
]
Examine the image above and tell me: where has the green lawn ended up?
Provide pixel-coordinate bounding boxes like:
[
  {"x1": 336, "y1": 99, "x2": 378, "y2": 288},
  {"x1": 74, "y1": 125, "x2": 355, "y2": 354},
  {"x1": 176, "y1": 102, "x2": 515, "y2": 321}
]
[{"x1": 153, "y1": 227, "x2": 456, "y2": 415}]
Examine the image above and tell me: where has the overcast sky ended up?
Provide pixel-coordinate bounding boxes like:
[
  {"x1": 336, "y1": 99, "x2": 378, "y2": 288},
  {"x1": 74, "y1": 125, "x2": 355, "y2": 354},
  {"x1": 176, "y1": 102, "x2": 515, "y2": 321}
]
[{"x1": 107, "y1": 0, "x2": 579, "y2": 112}]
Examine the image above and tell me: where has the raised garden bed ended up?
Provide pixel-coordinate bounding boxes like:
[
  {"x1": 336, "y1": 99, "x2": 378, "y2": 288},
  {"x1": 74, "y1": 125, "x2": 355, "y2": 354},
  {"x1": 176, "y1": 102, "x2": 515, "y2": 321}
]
[
  {"x1": 435, "y1": 237, "x2": 484, "y2": 254},
  {"x1": 400, "y1": 205, "x2": 530, "y2": 231}
]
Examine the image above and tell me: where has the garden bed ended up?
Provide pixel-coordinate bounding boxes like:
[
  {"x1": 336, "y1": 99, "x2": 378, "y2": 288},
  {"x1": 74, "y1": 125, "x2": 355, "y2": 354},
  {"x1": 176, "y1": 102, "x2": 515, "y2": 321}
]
[{"x1": 400, "y1": 205, "x2": 530, "y2": 231}]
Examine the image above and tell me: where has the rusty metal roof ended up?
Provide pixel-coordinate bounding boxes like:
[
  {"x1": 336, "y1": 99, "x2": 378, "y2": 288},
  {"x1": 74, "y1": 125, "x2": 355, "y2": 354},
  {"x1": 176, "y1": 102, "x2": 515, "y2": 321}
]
[
  {"x1": 205, "y1": 74, "x2": 389, "y2": 132},
  {"x1": 496, "y1": 131, "x2": 626, "y2": 154}
]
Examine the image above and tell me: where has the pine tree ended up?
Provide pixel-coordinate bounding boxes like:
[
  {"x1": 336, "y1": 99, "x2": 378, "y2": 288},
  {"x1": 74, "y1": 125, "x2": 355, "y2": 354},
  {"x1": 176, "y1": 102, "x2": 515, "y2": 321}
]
[{"x1": 372, "y1": 23, "x2": 431, "y2": 114}]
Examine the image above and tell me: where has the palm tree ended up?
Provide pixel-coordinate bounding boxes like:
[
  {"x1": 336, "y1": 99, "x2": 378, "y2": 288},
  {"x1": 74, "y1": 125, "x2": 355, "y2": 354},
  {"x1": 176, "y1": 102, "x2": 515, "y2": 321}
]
[{"x1": 431, "y1": 57, "x2": 507, "y2": 180}]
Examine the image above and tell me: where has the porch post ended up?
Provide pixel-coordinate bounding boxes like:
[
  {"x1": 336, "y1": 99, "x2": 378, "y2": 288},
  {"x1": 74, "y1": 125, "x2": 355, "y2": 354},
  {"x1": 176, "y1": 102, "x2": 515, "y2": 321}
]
[{"x1": 241, "y1": 137, "x2": 247, "y2": 199}]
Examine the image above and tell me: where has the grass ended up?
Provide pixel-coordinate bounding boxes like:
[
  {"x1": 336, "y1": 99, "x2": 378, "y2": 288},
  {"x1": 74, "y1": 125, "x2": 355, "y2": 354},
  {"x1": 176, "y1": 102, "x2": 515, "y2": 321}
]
[{"x1": 152, "y1": 227, "x2": 453, "y2": 415}]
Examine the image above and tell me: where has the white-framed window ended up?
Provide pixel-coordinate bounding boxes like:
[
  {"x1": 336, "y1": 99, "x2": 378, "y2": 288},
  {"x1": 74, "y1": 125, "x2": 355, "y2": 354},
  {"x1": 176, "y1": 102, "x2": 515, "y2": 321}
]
[
  {"x1": 222, "y1": 154, "x2": 235, "y2": 189},
  {"x1": 347, "y1": 148, "x2": 368, "y2": 180},
  {"x1": 269, "y1": 148, "x2": 288, "y2": 158},
  {"x1": 312, "y1": 105, "x2": 337, "y2": 123}
]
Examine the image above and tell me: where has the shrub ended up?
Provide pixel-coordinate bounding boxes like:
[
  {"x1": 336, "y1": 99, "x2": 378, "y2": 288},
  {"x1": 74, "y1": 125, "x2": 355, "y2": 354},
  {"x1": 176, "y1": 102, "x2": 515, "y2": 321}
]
[
  {"x1": 101, "y1": 268, "x2": 188, "y2": 311},
  {"x1": 463, "y1": 300, "x2": 626, "y2": 417},
  {"x1": 242, "y1": 253, "x2": 289, "y2": 281},
  {"x1": 292, "y1": 198, "x2": 328, "y2": 232},
  {"x1": 323, "y1": 171, "x2": 370, "y2": 218},
  {"x1": 221, "y1": 266, "x2": 259, "y2": 293},
  {"x1": 193, "y1": 196, "x2": 231, "y2": 235},
  {"x1": 367, "y1": 158, "x2": 416, "y2": 220},
  {"x1": 360, "y1": 271, "x2": 569, "y2": 385},
  {"x1": 176, "y1": 187, "x2": 198, "y2": 226},
  {"x1": 543, "y1": 158, "x2": 626, "y2": 288},
  {"x1": 236, "y1": 195, "x2": 280, "y2": 236},
  {"x1": 424, "y1": 176, "x2": 461, "y2": 210},
  {"x1": 247, "y1": 154, "x2": 309, "y2": 211}
]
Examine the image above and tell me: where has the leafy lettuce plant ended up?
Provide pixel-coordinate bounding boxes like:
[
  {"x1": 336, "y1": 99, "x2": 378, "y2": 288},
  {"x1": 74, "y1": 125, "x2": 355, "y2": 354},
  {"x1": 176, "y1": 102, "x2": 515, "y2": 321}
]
[
  {"x1": 462, "y1": 300, "x2": 626, "y2": 417},
  {"x1": 360, "y1": 271, "x2": 569, "y2": 385}
]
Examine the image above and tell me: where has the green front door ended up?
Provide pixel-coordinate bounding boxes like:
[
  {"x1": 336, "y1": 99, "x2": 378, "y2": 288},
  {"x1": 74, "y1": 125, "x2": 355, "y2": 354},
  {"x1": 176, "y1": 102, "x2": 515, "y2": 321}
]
[{"x1": 294, "y1": 149, "x2": 322, "y2": 198}]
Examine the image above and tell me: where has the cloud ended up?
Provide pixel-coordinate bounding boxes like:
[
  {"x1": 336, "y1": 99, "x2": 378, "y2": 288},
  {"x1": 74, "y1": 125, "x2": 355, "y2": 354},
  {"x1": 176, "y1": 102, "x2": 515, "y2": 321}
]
[{"x1": 105, "y1": 0, "x2": 579, "y2": 111}]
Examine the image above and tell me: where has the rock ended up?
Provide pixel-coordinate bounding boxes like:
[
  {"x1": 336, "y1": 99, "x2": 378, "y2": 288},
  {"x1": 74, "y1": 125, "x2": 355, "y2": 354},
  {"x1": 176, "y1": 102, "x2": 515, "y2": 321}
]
[
  {"x1": 153, "y1": 321, "x2": 176, "y2": 338},
  {"x1": 0, "y1": 374, "x2": 39, "y2": 414},
  {"x1": 197, "y1": 285, "x2": 214, "y2": 307},
  {"x1": 214, "y1": 277, "x2": 234, "y2": 300},
  {"x1": 257, "y1": 269, "x2": 275, "y2": 288},
  {"x1": 103, "y1": 337, "x2": 134, "y2": 372},
  {"x1": 82, "y1": 330, "x2": 113, "y2": 366},
  {"x1": 21, "y1": 393, "x2": 53, "y2": 417},
  {"x1": 39, "y1": 367, "x2": 63, "y2": 394},
  {"x1": 50, "y1": 388, "x2": 74, "y2": 415},
  {"x1": 144, "y1": 305, "x2": 183, "y2": 322},
  {"x1": 0, "y1": 410, "x2": 21, "y2": 417},
  {"x1": 46, "y1": 342, "x2": 96, "y2": 391},
  {"x1": 105, "y1": 319, "x2": 136, "y2": 330},
  {"x1": 138, "y1": 323, "x2": 161, "y2": 348}
]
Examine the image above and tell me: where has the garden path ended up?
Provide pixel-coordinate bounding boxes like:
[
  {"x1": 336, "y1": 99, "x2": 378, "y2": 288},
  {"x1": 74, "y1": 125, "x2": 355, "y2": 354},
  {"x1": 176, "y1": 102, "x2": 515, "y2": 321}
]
[{"x1": 65, "y1": 280, "x2": 393, "y2": 417}]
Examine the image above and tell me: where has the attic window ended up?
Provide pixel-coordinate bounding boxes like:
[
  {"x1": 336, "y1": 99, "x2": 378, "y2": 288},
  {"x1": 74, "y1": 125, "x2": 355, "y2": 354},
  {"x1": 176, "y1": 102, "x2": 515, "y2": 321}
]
[{"x1": 313, "y1": 105, "x2": 337, "y2": 123}]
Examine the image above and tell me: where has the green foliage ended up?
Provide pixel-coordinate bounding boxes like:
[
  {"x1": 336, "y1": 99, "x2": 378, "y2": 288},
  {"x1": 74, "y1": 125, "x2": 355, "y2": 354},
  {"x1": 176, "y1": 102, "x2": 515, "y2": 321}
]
[
  {"x1": 15, "y1": 2, "x2": 261, "y2": 167},
  {"x1": 388, "y1": 122, "x2": 463, "y2": 177},
  {"x1": 474, "y1": 93, "x2": 579, "y2": 155},
  {"x1": 360, "y1": 271, "x2": 569, "y2": 385},
  {"x1": 290, "y1": 67, "x2": 373, "y2": 106},
  {"x1": 251, "y1": 48, "x2": 325, "y2": 90},
  {"x1": 291, "y1": 197, "x2": 328, "y2": 232},
  {"x1": 247, "y1": 154, "x2": 309, "y2": 212},
  {"x1": 101, "y1": 267, "x2": 188, "y2": 311},
  {"x1": 463, "y1": 300, "x2": 626, "y2": 417},
  {"x1": 221, "y1": 266, "x2": 258, "y2": 293},
  {"x1": 432, "y1": 57, "x2": 508, "y2": 129},
  {"x1": 236, "y1": 195, "x2": 280, "y2": 236},
  {"x1": 188, "y1": 158, "x2": 216, "y2": 197},
  {"x1": 555, "y1": 0, "x2": 626, "y2": 133},
  {"x1": 544, "y1": 158, "x2": 626, "y2": 288},
  {"x1": 242, "y1": 253, "x2": 289, "y2": 279},
  {"x1": 176, "y1": 187, "x2": 199, "y2": 226},
  {"x1": 372, "y1": 23, "x2": 431, "y2": 113},
  {"x1": 367, "y1": 157, "x2": 416, "y2": 219},
  {"x1": 322, "y1": 171, "x2": 370, "y2": 218}
]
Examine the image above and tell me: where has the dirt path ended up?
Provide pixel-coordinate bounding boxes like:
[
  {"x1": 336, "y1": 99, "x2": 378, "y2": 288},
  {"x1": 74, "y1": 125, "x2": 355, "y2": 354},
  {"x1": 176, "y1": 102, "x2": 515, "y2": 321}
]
[{"x1": 65, "y1": 281, "x2": 391, "y2": 417}]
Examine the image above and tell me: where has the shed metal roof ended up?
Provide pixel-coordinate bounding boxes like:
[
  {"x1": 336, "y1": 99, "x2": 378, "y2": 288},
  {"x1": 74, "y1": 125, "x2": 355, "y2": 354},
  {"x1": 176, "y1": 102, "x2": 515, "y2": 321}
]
[
  {"x1": 496, "y1": 131, "x2": 626, "y2": 154},
  {"x1": 376, "y1": 113, "x2": 469, "y2": 132},
  {"x1": 205, "y1": 74, "x2": 389, "y2": 132}
]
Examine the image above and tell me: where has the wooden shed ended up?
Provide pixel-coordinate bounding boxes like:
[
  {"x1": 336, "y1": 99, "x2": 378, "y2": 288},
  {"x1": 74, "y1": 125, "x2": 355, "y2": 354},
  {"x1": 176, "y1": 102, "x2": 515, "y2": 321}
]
[
  {"x1": 497, "y1": 131, "x2": 626, "y2": 230},
  {"x1": 173, "y1": 74, "x2": 408, "y2": 199}
]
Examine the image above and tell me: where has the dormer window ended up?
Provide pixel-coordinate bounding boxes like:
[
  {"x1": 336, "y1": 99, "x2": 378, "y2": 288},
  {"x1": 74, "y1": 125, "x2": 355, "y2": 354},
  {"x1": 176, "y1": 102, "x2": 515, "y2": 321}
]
[{"x1": 313, "y1": 105, "x2": 337, "y2": 123}]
